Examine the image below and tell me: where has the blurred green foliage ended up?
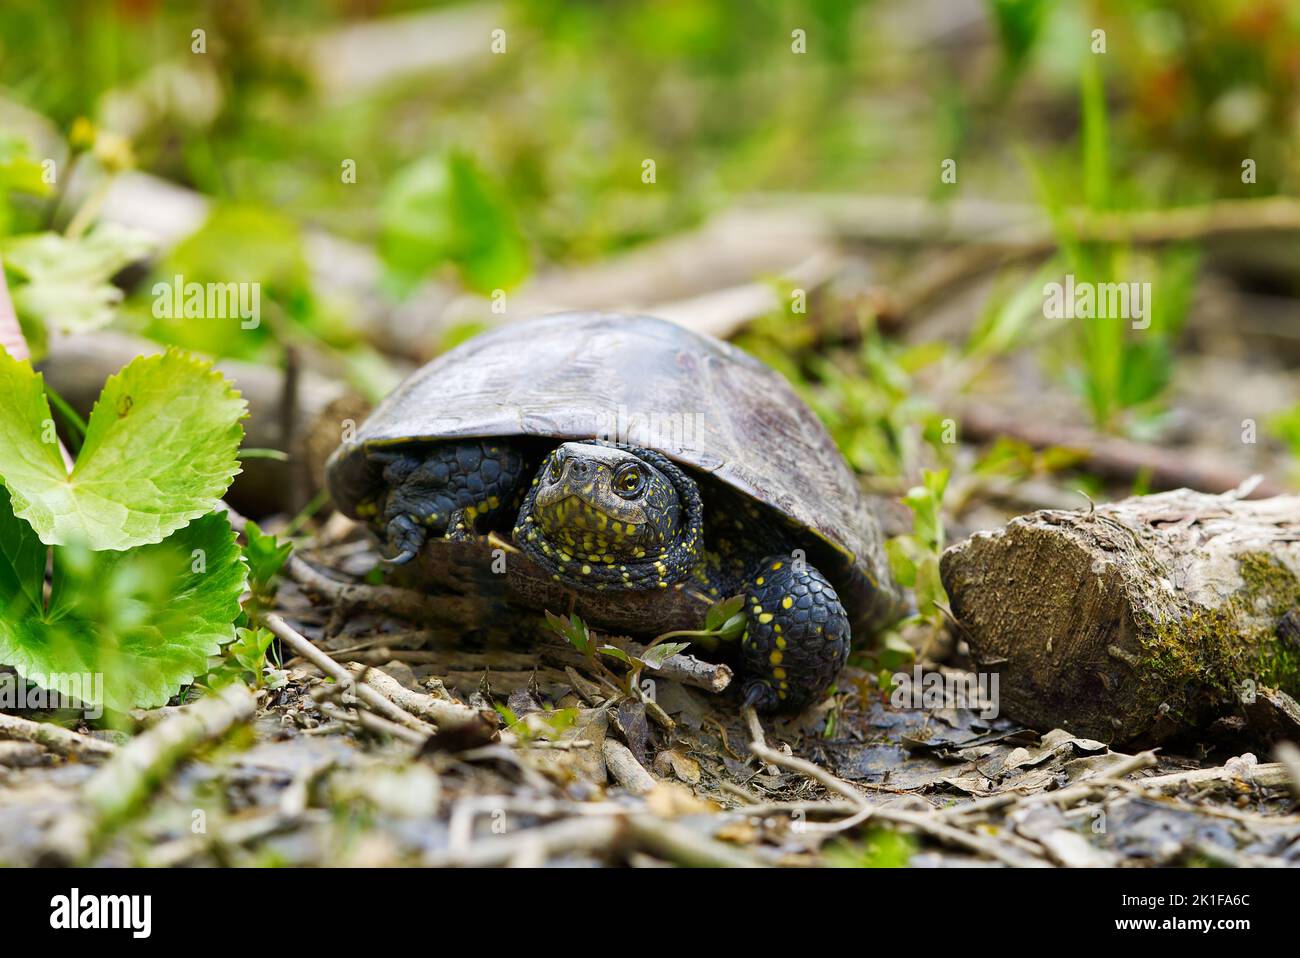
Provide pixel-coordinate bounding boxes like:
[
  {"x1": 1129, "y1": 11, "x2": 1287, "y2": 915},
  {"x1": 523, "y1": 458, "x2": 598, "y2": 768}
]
[
  {"x1": 826, "y1": 827, "x2": 917, "y2": 867},
  {"x1": 380, "y1": 151, "x2": 529, "y2": 295},
  {"x1": 0, "y1": 0, "x2": 1296, "y2": 451}
]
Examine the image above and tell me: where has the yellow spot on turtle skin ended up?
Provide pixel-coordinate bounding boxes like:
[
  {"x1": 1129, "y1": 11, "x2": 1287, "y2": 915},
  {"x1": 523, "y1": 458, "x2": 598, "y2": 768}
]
[
  {"x1": 771, "y1": 561, "x2": 783, "y2": 571},
  {"x1": 779, "y1": 681, "x2": 789, "y2": 690},
  {"x1": 773, "y1": 667, "x2": 787, "y2": 679},
  {"x1": 755, "y1": 576, "x2": 764, "y2": 586},
  {"x1": 782, "y1": 596, "x2": 793, "y2": 610},
  {"x1": 758, "y1": 613, "x2": 774, "y2": 624},
  {"x1": 581, "y1": 565, "x2": 592, "y2": 575},
  {"x1": 776, "y1": 637, "x2": 787, "y2": 649},
  {"x1": 773, "y1": 624, "x2": 782, "y2": 634},
  {"x1": 769, "y1": 651, "x2": 783, "y2": 665},
  {"x1": 487, "y1": 496, "x2": 500, "y2": 510},
  {"x1": 751, "y1": 605, "x2": 762, "y2": 615},
  {"x1": 777, "y1": 690, "x2": 787, "y2": 701}
]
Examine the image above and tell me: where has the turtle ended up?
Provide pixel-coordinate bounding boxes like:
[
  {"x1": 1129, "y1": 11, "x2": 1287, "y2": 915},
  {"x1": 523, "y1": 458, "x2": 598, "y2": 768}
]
[{"x1": 326, "y1": 312, "x2": 902, "y2": 712}]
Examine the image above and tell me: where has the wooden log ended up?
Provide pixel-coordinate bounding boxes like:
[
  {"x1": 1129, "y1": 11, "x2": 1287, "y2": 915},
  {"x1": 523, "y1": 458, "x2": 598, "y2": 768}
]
[
  {"x1": 940, "y1": 489, "x2": 1300, "y2": 746},
  {"x1": 953, "y1": 400, "x2": 1287, "y2": 498}
]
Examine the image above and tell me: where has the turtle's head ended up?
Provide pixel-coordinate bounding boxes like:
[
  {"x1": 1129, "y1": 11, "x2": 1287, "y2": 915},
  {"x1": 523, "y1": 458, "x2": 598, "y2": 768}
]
[
  {"x1": 531, "y1": 442, "x2": 680, "y2": 561},
  {"x1": 514, "y1": 441, "x2": 704, "y2": 589}
]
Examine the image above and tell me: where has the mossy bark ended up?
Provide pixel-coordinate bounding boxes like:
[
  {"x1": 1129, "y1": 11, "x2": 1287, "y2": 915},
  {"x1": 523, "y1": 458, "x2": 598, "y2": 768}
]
[{"x1": 940, "y1": 489, "x2": 1300, "y2": 746}]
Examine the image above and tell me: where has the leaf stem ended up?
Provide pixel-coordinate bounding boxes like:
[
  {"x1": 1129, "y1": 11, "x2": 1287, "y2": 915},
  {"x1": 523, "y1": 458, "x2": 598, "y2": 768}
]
[{"x1": 44, "y1": 383, "x2": 87, "y2": 441}]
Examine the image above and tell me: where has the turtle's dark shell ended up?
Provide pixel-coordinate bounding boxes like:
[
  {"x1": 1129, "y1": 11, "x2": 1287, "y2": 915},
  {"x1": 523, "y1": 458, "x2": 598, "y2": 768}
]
[{"x1": 327, "y1": 312, "x2": 902, "y2": 637}]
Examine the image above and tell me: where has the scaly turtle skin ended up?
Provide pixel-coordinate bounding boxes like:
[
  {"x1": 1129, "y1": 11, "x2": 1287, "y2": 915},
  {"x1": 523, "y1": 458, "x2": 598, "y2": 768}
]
[{"x1": 327, "y1": 312, "x2": 902, "y2": 712}]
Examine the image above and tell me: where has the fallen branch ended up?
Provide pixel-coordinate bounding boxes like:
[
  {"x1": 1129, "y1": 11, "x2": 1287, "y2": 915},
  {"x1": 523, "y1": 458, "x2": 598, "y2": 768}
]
[
  {"x1": 346, "y1": 662, "x2": 499, "y2": 745},
  {"x1": 429, "y1": 810, "x2": 762, "y2": 867},
  {"x1": 316, "y1": 701, "x2": 427, "y2": 747},
  {"x1": 83, "y1": 684, "x2": 258, "y2": 828},
  {"x1": 1277, "y1": 742, "x2": 1300, "y2": 800},
  {"x1": 428, "y1": 816, "x2": 625, "y2": 867},
  {"x1": 263, "y1": 613, "x2": 436, "y2": 738},
  {"x1": 623, "y1": 815, "x2": 764, "y2": 868},
  {"x1": 754, "y1": 194, "x2": 1300, "y2": 250},
  {"x1": 940, "y1": 750, "x2": 1159, "y2": 822},
  {"x1": 954, "y1": 400, "x2": 1285, "y2": 498},
  {"x1": 0, "y1": 712, "x2": 117, "y2": 759},
  {"x1": 538, "y1": 633, "x2": 733, "y2": 694},
  {"x1": 603, "y1": 739, "x2": 657, "y2": 795},
  {"x1": 1131, "y1": 757, "x2": 1291, "y2": 796},
  {"x1": 942, "y1": 489, "x2": 1300, "y2": 744},
  {"x1": 286, "y1": 554, "x2": 476, "y2": 625},
  {"x1": 742, "y1": 707, "x2": 1045, "y2": 867}
]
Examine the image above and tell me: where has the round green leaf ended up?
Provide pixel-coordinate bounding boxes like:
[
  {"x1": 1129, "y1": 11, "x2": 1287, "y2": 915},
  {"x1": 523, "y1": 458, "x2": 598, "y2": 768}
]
[
  {"x1": 0, "y1": 347, "x2": 247, "y2": 550},
  {"x1": 0, "y1": 501, "x2": 247, "y2": 712}
]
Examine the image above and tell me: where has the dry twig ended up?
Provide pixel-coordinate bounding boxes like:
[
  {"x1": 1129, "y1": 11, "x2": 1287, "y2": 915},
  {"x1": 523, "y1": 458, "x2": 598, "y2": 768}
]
[{"x1": 0, "y1": 712, "x2": 116, "y2": 759}]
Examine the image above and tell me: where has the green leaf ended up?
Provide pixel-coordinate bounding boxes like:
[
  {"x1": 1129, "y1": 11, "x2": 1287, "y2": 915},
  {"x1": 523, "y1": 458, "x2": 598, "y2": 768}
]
[
  {"x1": 166, "y1": 205, "x2": 308, "y2": 294},
  {"x1": 0, "y1": 136, "x2": 53, "y2": 198},
  {"x1": 639, "y1": 642, "x2": 690, "y2": 669},
  {"x1": 0, "y1": 496, "x2": 248, "y2": 711},
  {"x1": 597, "y1": 644, "x2": 634, "y2": 666},
  {"x1": 901, "y1": 468, "x2": 948, "y2": 553},
  {"x1": 716, "y1": 613, "x2": 747, "y2": 643},
  {"x1": 229, "y1": 626, "x2": 275, "y2": 675},
  {"x1": 1079, "y1": 55, "x2": 1110, "y2": 211},
  {"x1": 826, "y1": 827, "x2": 916, "y2": 868},
  {"x1": 380, "y1": 152, "x2": 530, "y2": 295},
  {"x1": 987, "y1": 0, "x2": 1047, "y2": 83},
  {"x1": 544, "y1": 609, "x2": 591, "y2": 655},
  {"x1": 1269, "y1": 405, "x2": 1300, "y2": 459},
  {"x1": 4, "y1": 224, "x2": 153, "y2": 336},
  {"x1": 878, "y1": 632, "x2": 916, "y2": 673},
  {"x1": 0, "y1": 347, "x2": 246, "y2": 550},
  {"x1": 243, "y1": 519, "x2": 293, "y2": 596},
  {"x1": 704, "y1": 593, "x2": 744, "y2": 632},
  {"x1": 0, "y1": 485, "x2": 46, "y2": 623}
]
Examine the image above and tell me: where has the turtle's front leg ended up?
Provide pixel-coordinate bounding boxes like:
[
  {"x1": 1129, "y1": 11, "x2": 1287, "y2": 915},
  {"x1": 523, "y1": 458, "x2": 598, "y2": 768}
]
[
  {"x1": 369, "y1": 440, "x2": 526, "y2": 564},
  {"x1": 738, "y1": 554, "x2": 851, "y2": 712}
]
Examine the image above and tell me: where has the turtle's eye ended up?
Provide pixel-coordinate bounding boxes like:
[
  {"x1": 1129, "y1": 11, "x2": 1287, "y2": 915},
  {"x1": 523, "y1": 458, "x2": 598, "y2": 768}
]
[
  {"x1": 547, "y1": 455, "x2": 564, "y2": 483},
  {"x1": 613, "y1": 464, "x2": 645, "y2": 498}
]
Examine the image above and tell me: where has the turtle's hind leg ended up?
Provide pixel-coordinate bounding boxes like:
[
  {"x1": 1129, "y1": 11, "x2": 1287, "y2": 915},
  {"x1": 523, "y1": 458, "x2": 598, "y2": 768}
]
[
  {"x1": 738, "y1": 554, "x2": 851, "y2": 713},
  {"x1": 369, "y1": 440, "x2": 526, "y2": 564}
]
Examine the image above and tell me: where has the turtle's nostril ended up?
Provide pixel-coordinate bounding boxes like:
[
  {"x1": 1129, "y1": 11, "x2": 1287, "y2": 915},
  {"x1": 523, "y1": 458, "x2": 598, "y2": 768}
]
[{"x1": 569, "y1": 459, "x2": 591, "y2": 480}]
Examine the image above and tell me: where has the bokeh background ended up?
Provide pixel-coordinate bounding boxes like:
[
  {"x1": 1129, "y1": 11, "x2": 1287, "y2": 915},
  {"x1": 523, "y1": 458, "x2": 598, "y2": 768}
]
[{"x1": 2, "y1": 0, "x2": 1299, "y2": 545}]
